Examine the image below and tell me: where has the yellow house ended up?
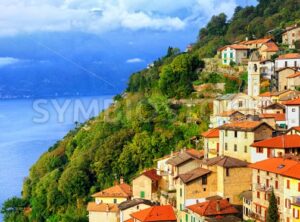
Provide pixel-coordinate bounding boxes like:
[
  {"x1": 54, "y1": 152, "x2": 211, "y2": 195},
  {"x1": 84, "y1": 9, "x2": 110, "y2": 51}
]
[
  {"x1": 287, "y1": 72, "x2": 300, "y2": 90},
  {"x1": 202, "y1": 128, "x2": 220, "y2": 158},
  {"x1": 276, "y1": 68, "x2": 297, "y2": 91},
  {"x1": 132, "y1": 169, "x2": 161, "y2": 202},
  {"x1": 87, "y1": 180, "x2": 132, "y2": 222},
  {"x1": 218, "y1": 121, "x2": 274, "y2": 162},
  {"x1": 258, "y1": 41, "x2": 279, "y2": 60},
  {"x1": 249, "y1": 157, "x2": 300, "y2": 222}
]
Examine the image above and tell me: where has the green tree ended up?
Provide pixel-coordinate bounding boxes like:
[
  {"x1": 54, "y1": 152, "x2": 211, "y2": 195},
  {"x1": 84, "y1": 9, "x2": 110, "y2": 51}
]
[
  {"x1": 1, "y1": 197, "x2": 28, "y2": 222},
  {"x1": 267, "y1": 190, "x2": 279, "y2": 222}
]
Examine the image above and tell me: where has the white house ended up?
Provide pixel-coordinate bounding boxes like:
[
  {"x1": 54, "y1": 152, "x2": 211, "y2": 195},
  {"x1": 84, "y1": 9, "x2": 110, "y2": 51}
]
[
  {"x1": 219, "y1": 44, "x2": 249, "y2": 66},
  {"x1": 285, "y1": 97, "x2": 300, "y2": 129},
  {"x1": 260, "y1": 60, "x2": 275, "y2": 79},
  {"x1": 275, "y1": 53, "x2": 300, "y2": 70}
]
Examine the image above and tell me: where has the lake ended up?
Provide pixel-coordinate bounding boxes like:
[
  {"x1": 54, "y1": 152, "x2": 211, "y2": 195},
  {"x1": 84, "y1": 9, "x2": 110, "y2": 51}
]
[{"x1": 0, "y1": 95, "x2": 113, "y2": 221}]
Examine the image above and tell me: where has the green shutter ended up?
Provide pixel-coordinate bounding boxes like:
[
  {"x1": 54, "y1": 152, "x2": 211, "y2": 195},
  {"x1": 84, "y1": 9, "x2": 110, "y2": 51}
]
[
  {"x1": 185, "y1": 214, "x2": 188, "y2": 222},
  {"x1": 140, "y1": 191, "x2": 145, "y2": 198}
]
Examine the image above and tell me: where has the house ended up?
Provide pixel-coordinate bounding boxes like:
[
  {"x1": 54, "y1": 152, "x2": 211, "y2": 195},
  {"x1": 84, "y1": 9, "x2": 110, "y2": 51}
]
[
  {"x1": 248, "y1": 157, "x2": 300, "y2": 222},
  {"x1": 272, "y1": 90, "x2": 300, "y2": 104},
  {"x1": 218, "y1": 44, "x2": 249, "y2": 65},
  {"x1": 258, "y1": 41, "x2": 279, "y2": 60},
  {"x1": 132, "y1": 169, "x2": 161, "y2": 202},
  {"x1": 202, "y1": 128, "x2": 220, "y2": 158},
  {"x1": 176, "y1": 167, "x2": 214, "y2": 221},
  {"x1": 262, "y1": 103, "x2": 285, "y2": 114},
  {"x1": 275, "y1": 53, "x2": 300, "y2": 70},
  {"x1": 156, "y1": 149, "x2": 203, "y2": 205},
  {"x1": 218, "y1": 121, "x2": 274, "y2": 162},
  {"x1": 240, "y1": 191, "x2": 253, "y2": 221},
  {"x1": 210, "y1": 110, "x2": 245, "y2": 128},
  {"x1": 275, "y1": 67, "x2": 298, "y2": 91},
  {"x1": 287, "y1": 71, "x2": 300, "y2": 90},
  {"x1": 282, "y1": 24, "x2": 300, "y2": 48},
  {"x1": 201, "y1": 156, "x2": 251, "y2": 205},
  {"x1": 118, "y1": 199, "x2": 154, "y2": 222},
  {"x1": 128, "y1": 205, "x2": 176, "y2": 222},
  {"x1": 248, "y1": 51, "x2": 261, "y2": 97},
  {"x1": 259, "y1": 92, "x2": 273, "y2": 108},
  {"x1": 259, "y1": 113, "x2": 286, "y2": 129},
  {"x1": 285, "y1": 98, "x2": 300, "y2": 128},
  {"x1": 186, "y1": 199, "x2": 240, "y2": 222},
  {"x1": 286, "y1": 126, "x2": 300, "y2": 135},
  {"x1": 250, "y1": 134, "x2": 300, "y2": 163},
  {"x1": 87, "y1": 180, "x2": 132, "y2": 222}
]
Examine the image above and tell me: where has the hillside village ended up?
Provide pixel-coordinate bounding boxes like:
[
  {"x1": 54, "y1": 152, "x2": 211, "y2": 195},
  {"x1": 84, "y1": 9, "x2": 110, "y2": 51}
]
[{"x1": 86, "y1": 24, "x2": 300, "y2": 222}]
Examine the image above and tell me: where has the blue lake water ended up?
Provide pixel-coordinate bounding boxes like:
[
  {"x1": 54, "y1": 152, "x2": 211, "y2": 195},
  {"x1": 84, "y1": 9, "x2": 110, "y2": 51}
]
[{"x1": 0, "y1": 95, "x2": 113, "y2": 221}]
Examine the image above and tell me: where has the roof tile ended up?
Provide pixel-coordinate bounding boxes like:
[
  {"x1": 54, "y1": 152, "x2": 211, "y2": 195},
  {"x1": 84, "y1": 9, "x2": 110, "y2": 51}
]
[{"x1": 130, "y1": 205, "x2": 176, "y2": 221}]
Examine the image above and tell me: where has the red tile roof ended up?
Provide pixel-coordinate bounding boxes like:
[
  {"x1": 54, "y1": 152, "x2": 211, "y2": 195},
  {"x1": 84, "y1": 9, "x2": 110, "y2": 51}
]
[
  {"x1": 262, "y1": 42, "x2": 279, "y2": 52},
  {"x1": 281, "y1": 164, "x2": 300, "y2": 179},
  {"x1": 242, "y1": 38, "x2": 272, "y2": 45},
  {"x1": 142, "y1": 169, "x2": 161, "y2": 182},
  {"x1": 87, "y1": 202, "x2": 119, "y2": 212},
  {"x1": 249, "y1": 158, "x2": 299, "y2": 176},
  {"x1": 124, "y1": 219, "x2": 134, "y2": 222},
  {"x1": 202, "y1": 128, "x2": 220, "y2": 138},
  {"x1": 229, "y1": 44, "x2": 249, "y2": 50},
  {"x1": 277, "y1": 53, "x2": 300, "y2": 60},
  {"x1": 251, "y1": 135, "x2": 300, "y2": 148},
  {"x1": 186, "y1": 149, "x2": 205, "y2": 159},
  {"x1": 187, "y1": 199, "x2": 238, "y2": 217},
  {"x1": 92, "y1": 183, "x2": 132, "y2": 198},
  {"x1": 130, "y1": 205, "x2": 176, "y2": 221},
  {"x1": 284, "y1": 97, "x2": 300, "y2": 106},
  {"x1": 259, "y1": 113, "x2": 286, "y2": 121},
  {"x1": 287, "y1": 72, "x2": 300, "y2": 78},
  {"x1": 219, "y1": 121, "x2": 272, "y2": 132}
]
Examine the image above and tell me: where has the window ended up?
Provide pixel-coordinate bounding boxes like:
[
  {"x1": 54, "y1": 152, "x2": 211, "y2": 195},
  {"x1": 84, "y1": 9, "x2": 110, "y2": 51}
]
[
  {"x1": 275, "y1": 180, "x2": 279, "y2": 189},
  {"x1": 295, "y1": 61, "x2": 297, "y2": 67},
  {"x1": 256, "y1": 147, "x2": 264, "y2": 153},
  {"x1": 239, "y1": 101, "x2": 243, "y2": 107},
  {"x1": 202, "y1": 175, "x2": 207, "y2": 185},
  {"x1": 234, "y1": 131, "x2": 238, "y2": 138},
  {"x1": 113, "y1": 199, "x2": 117, "y2": 204},
  {"x1": 226, "y1": 168, "x2": 230, "y2": 177},
  {"x1": 285, "y1": 61, "x2": 288, "y2": 67},
  {"x1": 230, "y1": 52, "x2": 233, "y2": 58},
  {"x1": 257, "y1": 175, "x2": 260, "y2": 184},
  {"x1": 277, "y1": 197, "x2": 280, "y2": 205},
  {"x1": 287, "y1": 180, "x2": 290, "y2": 189},
  {"x1": 185, "y1": 214, "x2": 188, "y2": 222},
  {"x1": 140, "y1": 191, "x2": 145, "y2": 198},
  {"x1": 234, "y1": 144, "x2": 237, "y2": 152},
  {"x1": 225, "y1": 130, "x2": 228, "y2": 137},
  {"x1": 245, "y1": 132, "x2": 248, "y2": 139},
  {"x1": 298, "y1": 182, "x2": 300, "y2": 192},
  {"x1": 257, "y1": 191, "x2": 260, "y2": 199},
  {"x1": 294, "y1": 208, "x2": 299, "y2": 219},
  {"x1": 244, "y1": 146, "x2": 248, "y2": 153},
  {"x1": 266, "y1": 179, "x2": 269, "y2": 187},
  {"x1": 180, "y1": 188, "x2": 182, "y2": 197},
  {"x1": 180, "y1": 204, "x2": 183, "y2": 211},
  {"x1": 225, "y1": 143, "x2": 228, "y2": 151}
]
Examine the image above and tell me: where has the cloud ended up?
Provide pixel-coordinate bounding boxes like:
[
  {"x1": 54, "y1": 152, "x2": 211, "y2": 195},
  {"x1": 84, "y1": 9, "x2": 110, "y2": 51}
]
[
  {"x1": 0, "y1": 57, "x2": 21, "y2": 67},
  {"x1": 126, "y1": 58, "x2": 144, "y2": 63},
  {"x1": 0, "y1": 0, "x2": 240, "y2": 36}
]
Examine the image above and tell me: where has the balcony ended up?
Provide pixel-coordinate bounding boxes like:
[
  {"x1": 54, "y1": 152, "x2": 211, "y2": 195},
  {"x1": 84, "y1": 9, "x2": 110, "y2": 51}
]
[
  {"x1": 256, "y1": 184, "x2": 273, "y2": 192},
  {"x1": 292, "y1": 196, "x2": 300, "y2": 206}
]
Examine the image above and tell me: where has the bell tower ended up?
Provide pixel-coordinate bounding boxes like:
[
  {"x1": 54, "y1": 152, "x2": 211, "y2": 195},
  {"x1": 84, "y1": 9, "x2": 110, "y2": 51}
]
[{"x1": 248, "y1": 51, "x2": 261, "y2": 97}]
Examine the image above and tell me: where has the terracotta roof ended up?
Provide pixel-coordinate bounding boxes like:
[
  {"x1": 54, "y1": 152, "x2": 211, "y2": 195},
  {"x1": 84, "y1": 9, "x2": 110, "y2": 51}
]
[
  {"x1": 281, "y1": 163, "x2": 300, "y2": 179},
  {"x1": 242, "y1": 38, "x2": 272, "y2": 45},
  {"x1": 218, "y1": 44, "x2": 248, "y2": 51},
  {"x1": 202, "y1": 128, "x2": 220, "y2": 138},
  {"x1": 92, "y1": 183, "x2": 132, "y2": 198},
  {"x1": 142, "y1": 169, "x2": 161, "y2": 182},
  {"x1": 124, "y1": 219, "x2": 134, "y2": 222},
  {"x1": 218, "y1": 121, "x2": 273, "y2": 132},
  {"x1": 263, "y1": 103, "x2": 285, "y2": 110},
  {"x1": 87, "y1": 202, "x2": 119, "y2": 212},
  {"x1": 202, "y1": 156, "x2": 248, "y2": 168},
  {"x1": 251, "y1": 135, "x2": 300, "y2": 148},
  {"x1": 287, "y1": 72, "x2": 300, "y2": 78},
  {"x1": 262, "y1": 42, "x2": 279, "y2": 52},
  {"x1": 259, "y1": 113, "x2": 286, "y2": 121},
  {"x1": 118, "y1": 199, "x2": 154, "y2": 211},
  {"x1": 284, "y1": 97, "x2": 300, "y2": 105},
  {"x1": 178, "y1": 167, "x2": 211, "y2": 184},
  {"x1": 277, "y1": 53, "x2": 300, "y2": 60},
  {"x1": 166, "y1": 149, "x2": 203, "y2": 166},
  {"x1": 130, "y1": 205, "x2": 176, "y2": 221},
  {"x1": 259, "y1": 92, "x2": 272, "y2": 97},
  {"x1": 187, "y1": 199, "x2": 238, "y2": 217},
  {"x1": 249, "y1": 158, "x2": 299, "y2": 175}
]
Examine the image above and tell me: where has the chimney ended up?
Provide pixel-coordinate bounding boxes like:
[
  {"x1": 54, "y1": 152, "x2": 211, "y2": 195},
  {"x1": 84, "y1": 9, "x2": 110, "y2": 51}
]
[
  {"x1": 106, "y1": 204, "x2": 109, "y2": 212},
  {"x1": 216, "y1": 200, "x2": 221, "y2": 212},
  {"x1": 120, "y1": 177, "x2": 124, "y2": 184}
]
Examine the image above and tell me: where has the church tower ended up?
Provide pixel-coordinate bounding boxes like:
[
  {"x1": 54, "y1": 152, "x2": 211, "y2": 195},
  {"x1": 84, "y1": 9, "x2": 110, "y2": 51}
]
[{"x1": 248, "y1": 51, "x2": 261, "y2": 97}]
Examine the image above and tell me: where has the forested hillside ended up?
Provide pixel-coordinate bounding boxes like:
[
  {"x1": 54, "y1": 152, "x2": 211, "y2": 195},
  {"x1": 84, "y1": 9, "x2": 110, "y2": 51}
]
[{"x1": 2, "y1": 0, "x2": 300, "y2": 221}]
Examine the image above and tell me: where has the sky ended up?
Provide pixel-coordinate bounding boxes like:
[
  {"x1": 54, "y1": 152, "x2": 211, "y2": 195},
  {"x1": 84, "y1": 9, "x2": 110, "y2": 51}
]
[{"x1": 0, "y1": 0, "x2": 257, "y2": 97}]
